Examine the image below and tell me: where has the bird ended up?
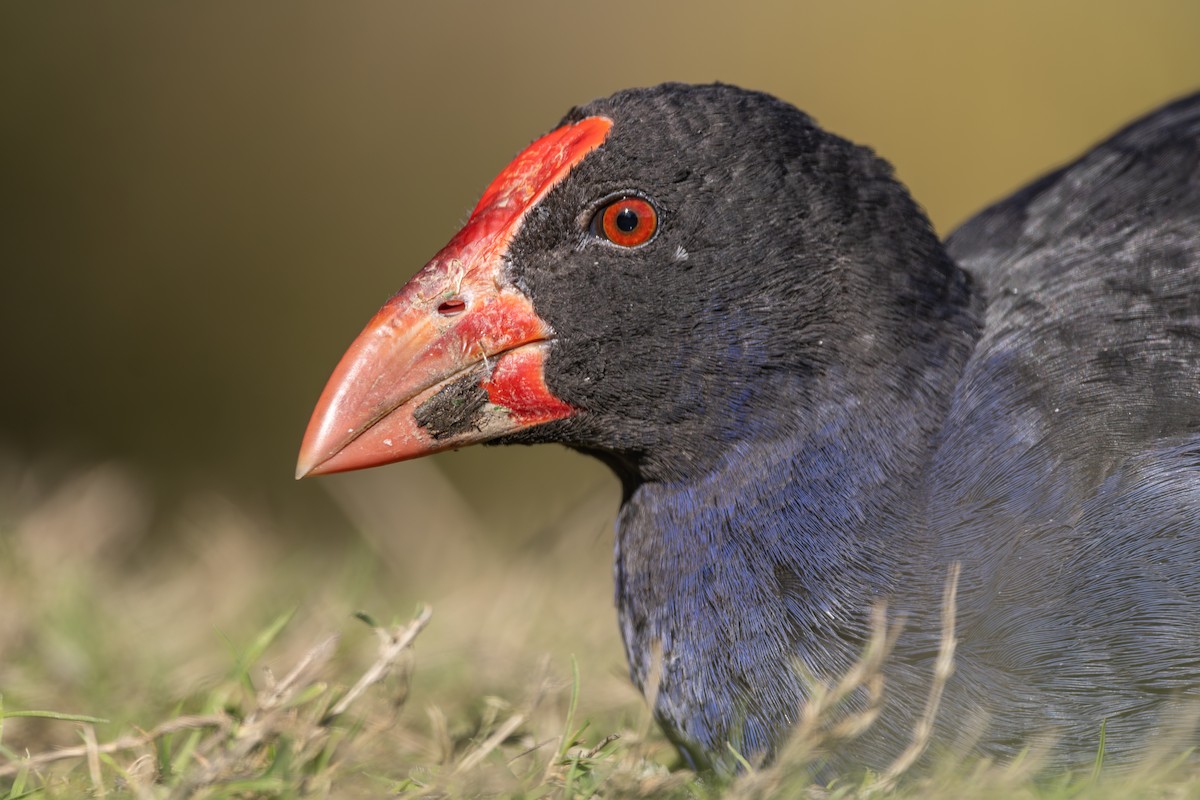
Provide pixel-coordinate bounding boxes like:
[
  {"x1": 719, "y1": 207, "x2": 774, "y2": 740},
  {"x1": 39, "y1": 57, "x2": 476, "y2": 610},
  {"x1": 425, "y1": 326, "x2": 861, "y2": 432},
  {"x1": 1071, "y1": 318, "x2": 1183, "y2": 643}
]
[{"x1": 296, "y1": 83, "x2": 1200, "y2": 774}]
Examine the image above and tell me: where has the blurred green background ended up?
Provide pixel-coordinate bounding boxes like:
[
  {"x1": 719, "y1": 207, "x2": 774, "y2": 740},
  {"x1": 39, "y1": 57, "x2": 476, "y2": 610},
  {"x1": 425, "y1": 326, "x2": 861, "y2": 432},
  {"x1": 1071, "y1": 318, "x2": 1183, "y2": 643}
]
[{"x1": 2, "y1": 0, "x2": 1199, "y2": 539}]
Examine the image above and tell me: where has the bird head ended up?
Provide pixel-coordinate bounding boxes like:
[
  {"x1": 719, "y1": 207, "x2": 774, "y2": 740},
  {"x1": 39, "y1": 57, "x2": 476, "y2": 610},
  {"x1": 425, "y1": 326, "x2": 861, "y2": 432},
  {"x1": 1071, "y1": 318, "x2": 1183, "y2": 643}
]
[{"x1": 297, "y1": 84, "x2": 969, "y2": 483}]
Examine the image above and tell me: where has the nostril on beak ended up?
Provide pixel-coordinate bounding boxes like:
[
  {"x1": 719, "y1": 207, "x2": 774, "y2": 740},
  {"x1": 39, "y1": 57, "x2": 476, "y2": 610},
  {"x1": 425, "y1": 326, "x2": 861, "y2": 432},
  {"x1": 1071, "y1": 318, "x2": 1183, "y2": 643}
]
[{"x1": 437, "y1": 298, "x2": 467, "y2": 316}]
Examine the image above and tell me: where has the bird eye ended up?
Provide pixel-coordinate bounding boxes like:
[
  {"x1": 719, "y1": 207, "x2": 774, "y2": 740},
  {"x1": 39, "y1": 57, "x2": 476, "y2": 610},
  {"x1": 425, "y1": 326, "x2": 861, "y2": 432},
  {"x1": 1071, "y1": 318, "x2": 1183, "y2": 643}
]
[{"x1": 592, "y1": 196, "x2": 658, "y2": 247}]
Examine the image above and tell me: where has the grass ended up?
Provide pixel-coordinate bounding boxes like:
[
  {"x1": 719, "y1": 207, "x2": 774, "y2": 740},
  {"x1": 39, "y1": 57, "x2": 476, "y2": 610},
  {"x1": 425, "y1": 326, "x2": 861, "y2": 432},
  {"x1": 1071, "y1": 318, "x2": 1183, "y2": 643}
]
[{"x1": 2, "y1": 455, "x2": 1200, "y2": 798}]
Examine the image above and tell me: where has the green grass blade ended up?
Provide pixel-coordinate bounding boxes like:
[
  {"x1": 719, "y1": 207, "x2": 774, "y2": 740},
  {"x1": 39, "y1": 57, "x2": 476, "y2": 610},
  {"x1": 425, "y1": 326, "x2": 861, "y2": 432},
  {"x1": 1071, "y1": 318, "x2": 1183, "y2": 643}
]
[
  {"x1": 0, "y1": 710, "x2": 109, "y2": 724},
  {"x1": 1091, "y1": 717, "x2": 1107, "y2": 781},
  {"x1": 558, "y1": 655, "x2": 582, "y2": 760}
]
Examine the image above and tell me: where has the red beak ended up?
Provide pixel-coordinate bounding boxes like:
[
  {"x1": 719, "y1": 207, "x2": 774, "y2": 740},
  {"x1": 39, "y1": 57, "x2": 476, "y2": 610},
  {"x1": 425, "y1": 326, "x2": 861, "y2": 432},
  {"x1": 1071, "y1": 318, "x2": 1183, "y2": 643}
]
[{"x1": 296, "y1": 116, "x2": 612, "y2": 478}]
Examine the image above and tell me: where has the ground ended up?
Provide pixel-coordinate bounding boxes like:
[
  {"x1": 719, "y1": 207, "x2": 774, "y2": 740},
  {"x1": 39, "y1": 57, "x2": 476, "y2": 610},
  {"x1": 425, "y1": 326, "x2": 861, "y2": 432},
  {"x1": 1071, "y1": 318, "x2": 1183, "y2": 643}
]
[{"x1": 2, "y1": 454, "x2": 1200, "y2": 798}]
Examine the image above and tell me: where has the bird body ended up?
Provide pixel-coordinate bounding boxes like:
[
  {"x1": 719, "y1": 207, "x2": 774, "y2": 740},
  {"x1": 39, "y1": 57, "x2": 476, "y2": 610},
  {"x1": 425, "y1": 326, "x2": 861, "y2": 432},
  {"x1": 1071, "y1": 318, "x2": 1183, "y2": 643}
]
[{"x1": 299, "y1": 85, "x2": 1200, "y2": 773}]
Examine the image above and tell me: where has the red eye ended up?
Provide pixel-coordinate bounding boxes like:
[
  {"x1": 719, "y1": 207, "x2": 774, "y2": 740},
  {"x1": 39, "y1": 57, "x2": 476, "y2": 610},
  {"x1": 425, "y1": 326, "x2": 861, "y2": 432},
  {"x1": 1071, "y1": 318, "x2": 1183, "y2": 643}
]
[{"x1": 595, "y1": 197, "x2": 658, "y2": 247}]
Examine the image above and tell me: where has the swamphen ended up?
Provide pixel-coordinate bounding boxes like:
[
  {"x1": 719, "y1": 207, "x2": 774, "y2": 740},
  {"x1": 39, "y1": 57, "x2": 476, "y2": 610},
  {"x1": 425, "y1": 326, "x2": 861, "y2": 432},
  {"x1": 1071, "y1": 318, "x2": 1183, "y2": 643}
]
[{"x1": 297, "y1": 84, "x2": 1200, "y2": 772}]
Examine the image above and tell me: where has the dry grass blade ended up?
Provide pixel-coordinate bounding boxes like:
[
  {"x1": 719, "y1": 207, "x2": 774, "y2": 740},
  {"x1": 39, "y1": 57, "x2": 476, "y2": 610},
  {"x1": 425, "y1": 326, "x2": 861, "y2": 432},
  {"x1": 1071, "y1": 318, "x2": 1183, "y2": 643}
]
[
  {"x1": 0, "y1": 714, "x2": 231, "y2": 779},
  {"x1": 456, "y1": 667, "x2": 551, "y2": 775},
  {"x1": 82, "y1": 723, "x2": 104, "y2": 797},
  {"x1": 869, "y1": 561, "x2": 960, "y2": 792},
  {"x1": 727, "y1": 606, "x2": 901, "y2": 798},
  {"x1": 788, "y1": 603, "x2": 904, "y2": 759},
  {"x1": 456, "y1": 711, "x2": 531, "y2": 774},
  {"x1": 638, "y1": 641, "x2": 665, "y2": 742},
  {"x1": 259, "y1": 633, "x2": 341, "y2": 711},
  {"x1": 327, "y1": 604, "x2": 432, "y2": 720},
  {"x1": 582, "y1": 732, "x2": 620, "y2": 759},
  {"x1": 729, "y1": 563, "x2": 962, "y2": 798}
]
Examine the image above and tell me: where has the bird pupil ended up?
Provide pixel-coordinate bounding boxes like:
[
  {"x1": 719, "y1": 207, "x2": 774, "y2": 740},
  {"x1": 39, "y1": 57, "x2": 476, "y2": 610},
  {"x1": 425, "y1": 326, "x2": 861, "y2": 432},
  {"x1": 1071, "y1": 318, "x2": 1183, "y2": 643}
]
[{"x1": 615, "y1": 208, "x2": 639, "y2": 232}]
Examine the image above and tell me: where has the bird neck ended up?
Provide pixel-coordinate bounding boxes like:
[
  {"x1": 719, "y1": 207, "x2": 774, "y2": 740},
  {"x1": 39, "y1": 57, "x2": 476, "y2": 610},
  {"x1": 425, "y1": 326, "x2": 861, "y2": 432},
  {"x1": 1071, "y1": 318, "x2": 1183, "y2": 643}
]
[
  {"x1": 614, "y1": 371, "x2": 959, "y2": 612},
  {"x1": 611, "y1": 408, "x2": 936, "y2": 763}
]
